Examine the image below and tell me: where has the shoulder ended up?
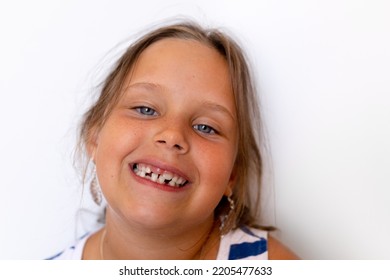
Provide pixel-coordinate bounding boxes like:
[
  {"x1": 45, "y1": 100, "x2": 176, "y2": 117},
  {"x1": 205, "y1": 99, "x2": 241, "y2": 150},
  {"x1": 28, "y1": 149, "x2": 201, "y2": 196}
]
[
  {"x1": 217, "y1": 226, "x2": 268, "y2": 260},
  {"x1": 46, "y1": 232, "x2": 90, "y2": 260},
  {"x1": 218, "y1": 226, "x2": 299, "y2": 260},
  {"x1": 268, "y1": 234, "x2": 299, "y2": 260}
]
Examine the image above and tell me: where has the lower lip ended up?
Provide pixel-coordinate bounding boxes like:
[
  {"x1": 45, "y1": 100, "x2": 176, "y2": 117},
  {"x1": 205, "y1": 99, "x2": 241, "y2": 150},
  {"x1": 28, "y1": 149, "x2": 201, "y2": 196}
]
[{"x1": 130, "y1": 166, "x2": 190, "y2": 193}]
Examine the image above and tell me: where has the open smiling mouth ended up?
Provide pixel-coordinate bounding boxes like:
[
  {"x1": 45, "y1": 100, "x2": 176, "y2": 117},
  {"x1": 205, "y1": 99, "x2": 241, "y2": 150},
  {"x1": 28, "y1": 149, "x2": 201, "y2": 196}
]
[{"x1": 132, "y1": 163, "x2": 189, "y2": 188}]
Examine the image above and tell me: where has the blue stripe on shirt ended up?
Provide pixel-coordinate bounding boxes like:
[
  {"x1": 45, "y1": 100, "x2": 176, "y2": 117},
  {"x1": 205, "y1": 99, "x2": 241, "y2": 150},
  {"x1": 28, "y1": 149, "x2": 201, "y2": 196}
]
[{"x1": 228, "y1": 238, "x2": 267, "y2": 260}]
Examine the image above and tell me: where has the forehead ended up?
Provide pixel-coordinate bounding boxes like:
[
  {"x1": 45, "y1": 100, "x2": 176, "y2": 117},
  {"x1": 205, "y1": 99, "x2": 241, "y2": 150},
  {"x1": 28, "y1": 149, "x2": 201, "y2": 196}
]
[
  {"x1": 138, "y1": 37, "x2": 225, "y2": 64},
  {"x1": 133, "y1": 38, "x2": 229, "y2": 80},
  {"x1": 126, "y1": 38, "x2": 235, "y2": 112}
]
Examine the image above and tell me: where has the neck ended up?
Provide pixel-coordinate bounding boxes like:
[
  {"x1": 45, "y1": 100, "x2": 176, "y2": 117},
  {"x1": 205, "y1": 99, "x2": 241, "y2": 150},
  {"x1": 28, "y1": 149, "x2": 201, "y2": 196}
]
[{"x1": 100, "y1": 211, "x2": 220, "y2": 260}]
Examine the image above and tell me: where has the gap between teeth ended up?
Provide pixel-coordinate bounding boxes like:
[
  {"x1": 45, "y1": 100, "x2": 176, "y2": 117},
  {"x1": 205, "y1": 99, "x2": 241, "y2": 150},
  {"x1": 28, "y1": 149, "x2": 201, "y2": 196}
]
[{"x1": 133, "y1": 164, "x2": 187, "y2": 187}]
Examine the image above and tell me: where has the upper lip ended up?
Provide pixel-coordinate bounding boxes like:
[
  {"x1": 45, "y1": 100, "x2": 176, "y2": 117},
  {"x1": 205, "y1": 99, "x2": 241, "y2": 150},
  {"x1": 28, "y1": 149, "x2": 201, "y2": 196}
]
[{"x1": 130, "y1": 158, "x2": 192, "y2": 183}]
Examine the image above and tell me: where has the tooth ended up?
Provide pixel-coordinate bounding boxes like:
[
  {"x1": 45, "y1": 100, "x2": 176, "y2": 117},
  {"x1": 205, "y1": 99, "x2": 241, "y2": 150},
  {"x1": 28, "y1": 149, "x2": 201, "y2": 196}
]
[
  {"x1": 163, "y1": 172, "x2": 173, "y2": 180},
  {"x1": 134, "y1": 165, "x2": 187, "y2": 187},
  {"x1": 176, "y1": 177, "x2": 184, "y2": 185},
  {"x1": 170, "y1": 176, "x2": 178, "y2": 186},
  {"x1": 151, "y1": 173, "x2": 158, "y2": 182},
  {"x1": 158, "y1": 175, "x2": 165, "y2": 184}
]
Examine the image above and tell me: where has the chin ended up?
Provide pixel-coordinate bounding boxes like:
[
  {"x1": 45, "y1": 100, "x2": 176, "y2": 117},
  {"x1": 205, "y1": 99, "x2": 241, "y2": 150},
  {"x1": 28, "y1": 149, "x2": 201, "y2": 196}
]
[{"x1": 121, "y1": 208, "x2": 184, "y2": 231}]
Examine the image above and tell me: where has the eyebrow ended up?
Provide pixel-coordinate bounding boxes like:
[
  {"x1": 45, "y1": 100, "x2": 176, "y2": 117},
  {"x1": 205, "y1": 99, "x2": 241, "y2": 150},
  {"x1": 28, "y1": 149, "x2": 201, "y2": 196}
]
[
  {"x1": 200, "y1": 101, "x2": 236, "y2": 122},
  {"x1": 124, "y1": 82, "x2": 161, "y2": 92},
  {"x1": 125, "y1": 82, "x2": 236, "y2": 121}
]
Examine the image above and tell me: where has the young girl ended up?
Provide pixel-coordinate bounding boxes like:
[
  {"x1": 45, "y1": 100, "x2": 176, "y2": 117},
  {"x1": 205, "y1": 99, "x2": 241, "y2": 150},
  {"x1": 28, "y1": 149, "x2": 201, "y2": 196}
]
[{"x1": 51, "y1": 21, "x2": 296, "y2": 260}]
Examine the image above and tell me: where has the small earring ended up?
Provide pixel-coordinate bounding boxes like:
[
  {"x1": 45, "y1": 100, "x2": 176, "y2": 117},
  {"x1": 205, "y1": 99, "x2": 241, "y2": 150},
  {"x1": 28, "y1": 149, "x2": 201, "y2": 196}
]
[
  {"x1": 90, "y1": 165, "x2": 102, "y2": 206},
  {"x1": 219, "y1": 195, "x2": 236, "y2": 234}
]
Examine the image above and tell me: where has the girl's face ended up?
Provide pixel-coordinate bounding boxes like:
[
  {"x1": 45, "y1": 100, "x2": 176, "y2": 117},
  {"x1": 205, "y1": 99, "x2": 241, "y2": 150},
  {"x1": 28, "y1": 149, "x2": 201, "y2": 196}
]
[{"x1": 91, "y1": 39, "x2": 238, "y2": 233}]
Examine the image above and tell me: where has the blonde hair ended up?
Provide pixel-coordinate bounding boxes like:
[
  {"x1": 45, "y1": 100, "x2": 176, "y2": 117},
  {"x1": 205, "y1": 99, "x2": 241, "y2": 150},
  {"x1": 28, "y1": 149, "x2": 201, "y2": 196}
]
[{"x1": 79, "y1": 21, "x2": 267, "y2": 233}]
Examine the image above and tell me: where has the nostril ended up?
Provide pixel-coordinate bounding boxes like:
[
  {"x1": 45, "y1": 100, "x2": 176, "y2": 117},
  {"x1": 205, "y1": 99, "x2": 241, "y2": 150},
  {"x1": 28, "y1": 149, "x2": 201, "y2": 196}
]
[
  {"x1": 155, "y1": 138, "x2": 186, "y2": 151},
  {"x1": 173, "y1": 144, "x2": 182, "y2": 150}
]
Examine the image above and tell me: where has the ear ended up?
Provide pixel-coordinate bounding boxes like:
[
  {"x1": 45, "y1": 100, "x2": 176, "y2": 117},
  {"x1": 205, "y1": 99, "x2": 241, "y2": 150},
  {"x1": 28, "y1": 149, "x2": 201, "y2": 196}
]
[
  {"x1": 86, "y1": 127, "x2": 100, "y2": 162},
  {"x1": 224, "y1": 165, "x2": 237, "y2": 197}
]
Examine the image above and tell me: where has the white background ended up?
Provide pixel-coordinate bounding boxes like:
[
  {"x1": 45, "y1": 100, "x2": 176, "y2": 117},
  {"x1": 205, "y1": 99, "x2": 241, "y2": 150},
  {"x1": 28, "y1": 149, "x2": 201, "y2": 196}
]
[{"x1": 0, "y1": 0, "x2": 389, "y2": 259}]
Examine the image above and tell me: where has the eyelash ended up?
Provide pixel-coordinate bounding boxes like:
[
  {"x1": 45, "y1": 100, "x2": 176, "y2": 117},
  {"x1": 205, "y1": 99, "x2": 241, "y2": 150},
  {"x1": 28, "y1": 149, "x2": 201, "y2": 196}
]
[{"x1": 133, "y1": 106, "x2": 218, "y2": 135}]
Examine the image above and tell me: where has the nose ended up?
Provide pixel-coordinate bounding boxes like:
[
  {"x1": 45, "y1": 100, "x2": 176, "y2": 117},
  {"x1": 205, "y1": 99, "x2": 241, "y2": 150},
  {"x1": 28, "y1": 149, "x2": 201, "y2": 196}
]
[{"x1": 153, "y1": 123, "x2": 189, "y2": 154}]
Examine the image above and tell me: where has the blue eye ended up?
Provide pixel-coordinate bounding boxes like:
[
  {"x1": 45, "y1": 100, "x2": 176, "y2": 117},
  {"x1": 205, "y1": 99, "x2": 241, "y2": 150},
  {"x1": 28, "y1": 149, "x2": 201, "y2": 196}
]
[
  {"x1": 135, "y1": 106, "x2": 157, "y2": 116},
  {"x1": 193, "y1": 124, "x2": 216, "y2": 134}
]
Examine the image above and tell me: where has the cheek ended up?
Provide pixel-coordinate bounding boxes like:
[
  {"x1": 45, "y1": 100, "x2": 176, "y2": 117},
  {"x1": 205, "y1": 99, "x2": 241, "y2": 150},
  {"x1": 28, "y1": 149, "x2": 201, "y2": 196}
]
[
  {"x1": 97, "y1": 116, "x2": 143, "y2": 151},
  {"x1": 95, "y1": 119, "x2": 144, "y2": 178},
  {"x1": 196, "y1": 142, "x2": 236, "y2": 186}
]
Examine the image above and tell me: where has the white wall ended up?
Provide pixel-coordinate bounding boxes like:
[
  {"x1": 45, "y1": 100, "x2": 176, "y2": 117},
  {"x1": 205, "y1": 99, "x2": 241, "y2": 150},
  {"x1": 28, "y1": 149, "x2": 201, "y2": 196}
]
[{"x1": 0, "y1": 0, "x2": 389, "y2": 259}]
